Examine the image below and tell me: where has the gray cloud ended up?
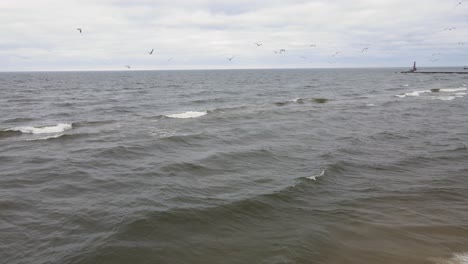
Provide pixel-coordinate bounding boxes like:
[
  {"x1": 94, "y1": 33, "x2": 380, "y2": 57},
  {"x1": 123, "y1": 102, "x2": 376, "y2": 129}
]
[{"x1": 0, "y1": 0, "x2": 467, "y2": 71}]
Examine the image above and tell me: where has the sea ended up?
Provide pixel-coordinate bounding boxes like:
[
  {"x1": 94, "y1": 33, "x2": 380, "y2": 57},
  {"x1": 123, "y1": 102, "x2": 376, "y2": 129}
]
[{"x1": 1, "y1": 68, "x2": 467, "y2": 264}]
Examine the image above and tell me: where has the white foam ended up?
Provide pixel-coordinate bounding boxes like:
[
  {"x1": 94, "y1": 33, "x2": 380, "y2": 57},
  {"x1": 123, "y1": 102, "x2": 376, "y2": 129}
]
[
  {"x1": 401, "y1": 84, "x2": 409, "y2": 87},
  {"x1": 433, "y1": 96, "x2": 456, "y2": 101},
  {"x1": 6, "y1": 123, "x2": 72, "y2": 134},
  {"x1": 307, "y1": 169, "x2": 325, "y2": 181},
  {"x1": 366, "y1": 103, "x2": 376, "y2": 107},
  {"x1": 396, "y1": 90, "x2": 430, "y2": 98},
  {"x1": 439, "y1": 87, "x2": 467, "y2": 92},
  {"x1": 165, "y1": 111, "x2": 207, "y2": 119},
  {"x1": 434, "y1": 253, "x2": 468, "y2": 264},
  {"x1": 25, "y1": 134, "x2": 65, "y2": 141},
  {"x1": 290, "y1": 98, "x2": 304, "y2": 103},
  {"x1": 454, "y1": 92, "x2": 467, "y2": 97}
]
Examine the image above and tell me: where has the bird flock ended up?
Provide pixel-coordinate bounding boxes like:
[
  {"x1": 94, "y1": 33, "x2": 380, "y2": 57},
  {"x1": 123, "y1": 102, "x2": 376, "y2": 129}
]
[{"x1": 73, "y1": 0, "x2": 466, "y2": 70}]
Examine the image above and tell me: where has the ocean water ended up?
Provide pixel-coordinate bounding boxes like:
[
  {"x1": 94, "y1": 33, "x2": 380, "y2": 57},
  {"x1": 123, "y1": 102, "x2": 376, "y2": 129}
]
[{"x1": 1, "y1": 68, "x2": 467, "y2": 264}]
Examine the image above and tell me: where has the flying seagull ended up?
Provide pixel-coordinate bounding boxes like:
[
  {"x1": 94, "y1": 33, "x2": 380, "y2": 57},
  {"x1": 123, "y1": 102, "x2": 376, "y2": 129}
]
[
  {"x1": 125, "y1": 65, "x2": 131, "y2": 69},
  {"x1": 444, "y1": 27, "x2": 456, "y2": 31},
  {"x1": 458, "y1": 42, "x2": 465, "y2": 45},
  {"x1": 77, "y1": 28, "x2": 82, "y2": 33},
  {"x1": 279, "y1": 49, "x2": 286, "y2": 53},
  {"x1": 332, "y1": 52, "x2": 341, "y2": 57},
  {"x1": 227, "y1": 56, "x2": 236, "y2": 61},
  {"x1": 456, "y1": 1, "x2": 463, "y2": 7},
  {"x1": 254, "y1": 42, "x2": 263, "y2": 47},
  {"x1": 148, "y1": 49, "x2": 154, "y2": 55},
  {"x1": 310, "y1": 44, "x2": 317, "y2": 47},
  {"x1": 361, "y1": 48, "x2": 369, "y2": 52}
]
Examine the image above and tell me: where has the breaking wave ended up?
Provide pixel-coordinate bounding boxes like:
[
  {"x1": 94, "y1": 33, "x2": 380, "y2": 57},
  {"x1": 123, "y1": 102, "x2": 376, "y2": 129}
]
[
  {"x1": 164, "y1": 111, "x2": 207, "y2": 119},
  {"x1": 3, "y1": 123, "x2": 73, "y2": 134},
  {"x1": 396, "y1": 87, "x2": 467, "y2": 100},
  {"x1": 432, "y1": 252, "x2": 468, "y2": 264}
]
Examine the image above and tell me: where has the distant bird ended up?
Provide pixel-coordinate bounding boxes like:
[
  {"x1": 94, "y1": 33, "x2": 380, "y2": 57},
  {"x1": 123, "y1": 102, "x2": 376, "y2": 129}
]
[
  {"x1": 279, "y1": 49, "x2": 286, "y2": 53},
  {"x1": 458, "y1": 42, "x2": 465, "y2": 45},
  {"x1": 361, "y1": 48, "x2": 369, "y2": 52},
  {"x1": 148, "y1": 49, "x2": 154, "y2": 55},
  {"x1": 332, "y1": 52, "x2": 341, "y2": 57},
  {"x1": 77, "y1": 28, "x2": 82, "y2": 33},
  {"x1": 254, "y1": 42, "x2": 263, "y2": 47},
  {"x1": 432, "y1": 53, "x2": 442, "y2": 56},
  {"x1": 299, "y1": 56, "x2": 308, "y2": 60},
  {"x1": 444, "y1": 27, "x2": 456, "y2": 31},
  {"x1": 125, "y1": 65, "x2": 131, "y2": 69},
  {"x1": 227, "y1": 56, "x2": 236, "y2": 61},
  {"x1": 456, "y1": 1, "x2": 463, "y2": 7},
  {"x1": 310, "y1": 44, "x2": 317, "y2": 47},
  {"x1": 167, "y1": 58, "x2": 173, "y2": 62}
]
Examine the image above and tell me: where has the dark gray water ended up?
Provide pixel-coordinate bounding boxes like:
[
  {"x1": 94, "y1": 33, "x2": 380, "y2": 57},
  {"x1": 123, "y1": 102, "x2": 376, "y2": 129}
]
[{"x1": 1, "y1": 69, "x2": 468, "y2": 264}]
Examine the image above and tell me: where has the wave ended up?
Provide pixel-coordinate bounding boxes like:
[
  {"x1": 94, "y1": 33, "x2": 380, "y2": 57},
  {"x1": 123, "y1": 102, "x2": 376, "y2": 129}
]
[
  {"x1": 275, "y1": 97, "x2": 329, "y2": 106},
  {"x1": 432, "y1": 252, "x2": 468, "y2": 264},
  {"x1": 397, "y1": 87, "x2": 467, "y2": 99},
  {"x1": 3, "y1": 117, "x2": 36, "y2": 124},
  {"x1": 3, "y1": 123, "x2": 72, "y2": 134},
  {"x1": 395, "y1": 90, "x2": 430, "y2": 98},
  {"x1": 439, "y1": 87, "x2": 467, "y2": 93},
  {"x1": 306, "y1": 169, "x2": 326, "y2": 180},
  {"x1": 207, "y1": 106, "x2": 248, "y2": 114},
  {"x1": 24, "y1": 133, "x2": 91, "y2": 141},
  {"x1": 432, "y1": 96, "x2": 456, "y2": 101},
  {"x1": 0, "y1": 130, "x2": 22, "y2": 139},
  {"x1": 72, "y1": 120, "x2": 115, "y2": 128},
  {"x1": 164, "y1": 111, "x2": 207, "y2": 119}
]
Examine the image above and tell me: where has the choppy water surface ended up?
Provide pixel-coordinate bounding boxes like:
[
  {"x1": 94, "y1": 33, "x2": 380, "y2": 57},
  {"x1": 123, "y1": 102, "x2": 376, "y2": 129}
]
[{"x1": 1, "y1": 69, "x2": 467, "y2": 264}]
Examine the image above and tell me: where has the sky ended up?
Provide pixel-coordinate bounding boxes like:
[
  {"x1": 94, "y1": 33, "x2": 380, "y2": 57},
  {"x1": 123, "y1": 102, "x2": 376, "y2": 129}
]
[{"x1": 0, "y1": 0, "x2": 467, "y2": 71}]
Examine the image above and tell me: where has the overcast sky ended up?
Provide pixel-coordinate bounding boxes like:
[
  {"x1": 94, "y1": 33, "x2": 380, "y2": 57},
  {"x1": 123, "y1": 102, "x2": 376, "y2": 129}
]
[{"x1": 0, "y1": 0, "x2": 467, "y2": 71}]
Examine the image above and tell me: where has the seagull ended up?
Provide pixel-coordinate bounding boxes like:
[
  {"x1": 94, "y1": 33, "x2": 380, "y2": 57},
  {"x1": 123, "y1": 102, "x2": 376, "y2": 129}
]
[
  {"x1": 458, "y1": 42, "x2": 465, "y2": 45},
  {"x1": 332, "y1": 51, "x2": 341, "y2": 57},
  {"x1": 444, "y1": 27, "x2": 456, "y2": 31},
  {"x1": 148, "y1": 49, "x2": 154, "y2": 55},
  {"x1": 167, "y1": 58, "x2": 173, "y2": 62},
  {"x1": 361, "y1": 48, "x2": 369, "y2": 52},
  {"x1": 77, "y1": 28, "x2": 82, "y2": 33},
  {"x1": 227, "y1": 56, "x2": 236, "y2": 61},
  {"x1": 456, "y1": 1, "x2": 463, "y2": 7},
  {"x1": 125, "y1": 65, "x2": 131, "y2": 69},
  {"x1": 254, "y1": 42, "x2": 263, "y2": 47},
  {"x1": 279, "y1": 49, "x2": 286, "y2": 53},
  {"x1": 310, "y1": 44, "x2": 317, "y2": 47}
]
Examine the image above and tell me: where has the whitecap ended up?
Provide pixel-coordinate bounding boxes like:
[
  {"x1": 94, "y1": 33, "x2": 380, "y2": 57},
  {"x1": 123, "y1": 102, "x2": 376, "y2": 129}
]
[
  {"x1": 306, "y1": 169, "x2": 325, "y2": 181},
  {"x1": 433, "y1": 96, "x2": 456, "y2": 101},
  {"x1": 165, "y1": 111, "x2": 207, "y2": 119},
  {"x1": 439, "y1": 87, "x2": 467, "y2": 93},
  {"x1": 6, "y1": 123, "x2": 72, "y2": 134},
  {"x1": 366, "y1": 103, "x2": 376, "y2": 107},
  {"x1": 290, "y1": 98, "x2": 305, "y2": 103},
  {"x1": 396, "y1": 90, "x2": 430, "y2": 98},
  {"x1": 25, "y1": 134, "x2": 65, "y2": 141},
  {"x1": 432, "y1": 252, "x2": 468, "y2": 264}
]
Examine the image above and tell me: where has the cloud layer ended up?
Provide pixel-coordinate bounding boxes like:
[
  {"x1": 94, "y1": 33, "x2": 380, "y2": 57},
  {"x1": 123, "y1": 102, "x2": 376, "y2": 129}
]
[{"x1": 1, "y1": 0, "x2": 467, "y2": 71}]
